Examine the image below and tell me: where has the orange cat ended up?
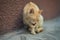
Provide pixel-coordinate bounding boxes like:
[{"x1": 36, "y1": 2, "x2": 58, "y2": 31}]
[{"x1": 23, "y1": 2, "x2": 43, "y2": 34}]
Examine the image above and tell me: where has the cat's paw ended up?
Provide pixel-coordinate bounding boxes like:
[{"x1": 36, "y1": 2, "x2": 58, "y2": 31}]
[
  {"x1": 31, "y1": 31, "x2": 36, "y2": 35},
  {"x1": 36, "y1": 27, "x2": 43, "y2": 33}
]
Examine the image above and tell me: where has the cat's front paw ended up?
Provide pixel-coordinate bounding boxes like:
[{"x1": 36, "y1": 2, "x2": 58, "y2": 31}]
[
  {"x1": 31, "y1": 31, "x2": 36, "y2": 35},
  {"x1": 36, "y1": 27, "x2": 43, "y2": 33}
]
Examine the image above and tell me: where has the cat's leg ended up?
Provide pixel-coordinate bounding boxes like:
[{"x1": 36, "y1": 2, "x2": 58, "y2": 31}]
[
  {"x1": 36, "y1": 15, "x2": 44, "y2": 33},
  {"x1": 35, "y1": 22, "x2": 43, "y2": 33},
  {"x1": 29, "y1": 25, "x2": 36, "y2": 35},
  {"x1": 36, "y1": 27, "x2": 43, "y2": 33}
]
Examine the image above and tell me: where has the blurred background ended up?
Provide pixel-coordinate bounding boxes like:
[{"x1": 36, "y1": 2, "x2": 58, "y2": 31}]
[{"x1": 0, "y1": 0, "x2": 60, "y2": 35}]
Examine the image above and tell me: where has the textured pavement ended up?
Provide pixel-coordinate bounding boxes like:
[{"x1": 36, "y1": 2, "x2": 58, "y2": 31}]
[{"x1": 0, "y1": 17, "x2": 60, "y2": 40}]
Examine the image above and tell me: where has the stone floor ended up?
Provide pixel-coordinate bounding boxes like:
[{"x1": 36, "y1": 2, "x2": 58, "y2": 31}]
[{"x1": 0, "y1": 16, "x2": 60, "y2": 40}]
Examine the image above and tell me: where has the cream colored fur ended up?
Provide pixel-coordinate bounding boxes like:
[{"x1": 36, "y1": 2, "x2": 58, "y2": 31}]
[{"x1": 23, "y1": 2, "x2": 43, "y2": 34}]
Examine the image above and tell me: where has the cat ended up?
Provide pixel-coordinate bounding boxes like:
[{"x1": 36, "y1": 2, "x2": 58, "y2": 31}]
[{"x1": 23, "y1": 2, "x2": 43, "y2": 34}]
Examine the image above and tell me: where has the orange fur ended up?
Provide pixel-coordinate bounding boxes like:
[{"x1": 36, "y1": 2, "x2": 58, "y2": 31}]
[{"x1": 23, "y1": 2, "x2": 43, "y2": 34}]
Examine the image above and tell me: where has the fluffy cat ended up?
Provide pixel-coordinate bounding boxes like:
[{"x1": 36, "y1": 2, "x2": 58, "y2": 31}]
[{"x1": 23, "y1": 2, "x2": 43, "y2": 34}]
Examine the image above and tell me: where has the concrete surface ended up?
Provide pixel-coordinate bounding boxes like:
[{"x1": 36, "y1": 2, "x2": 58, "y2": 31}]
[{"x1": 0, "y1": 16, "x2": 60, "y2": 40}]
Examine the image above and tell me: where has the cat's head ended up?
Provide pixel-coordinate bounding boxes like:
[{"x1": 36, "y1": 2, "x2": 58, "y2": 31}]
[{"x1": 23, "y1": 2, "x2": 43, "y2": 25}]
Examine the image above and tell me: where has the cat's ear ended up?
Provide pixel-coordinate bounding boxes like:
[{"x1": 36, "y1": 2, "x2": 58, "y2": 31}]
[
  {"x1": 29, "y1": 9, "x2": 34, "y2": 14},
  {"x1": 39, "y1": 10, "x2": 43, "y2": 14}
]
